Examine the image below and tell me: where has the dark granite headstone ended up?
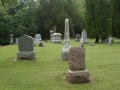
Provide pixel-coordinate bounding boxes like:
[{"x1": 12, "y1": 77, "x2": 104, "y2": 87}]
[{"x1": 17, "y1": 35, "x2": 36, "y2": 60}]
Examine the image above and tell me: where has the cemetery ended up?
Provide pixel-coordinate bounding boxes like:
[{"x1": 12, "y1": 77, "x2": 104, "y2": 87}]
[
  {"x1": 0, "y1": 38, "x2": 120, "y2": 90},
  {"x1": 0, "y1": 0, "x2": 120, "y2": 90}
]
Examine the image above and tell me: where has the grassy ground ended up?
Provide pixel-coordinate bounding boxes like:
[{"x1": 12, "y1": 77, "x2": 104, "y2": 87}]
[{"x1": 0, "y1": 39, "x2": 120, "y2": 90}]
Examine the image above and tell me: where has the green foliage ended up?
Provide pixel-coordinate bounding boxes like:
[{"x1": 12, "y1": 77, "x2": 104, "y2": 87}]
[{"x1": 85, "y1": 0, "x2": 110, "y2": 42}]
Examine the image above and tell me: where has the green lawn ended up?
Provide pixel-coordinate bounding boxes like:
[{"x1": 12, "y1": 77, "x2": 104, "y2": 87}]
[{"x1": 0, "y1": 39, "x2": 120, "y2": 90}]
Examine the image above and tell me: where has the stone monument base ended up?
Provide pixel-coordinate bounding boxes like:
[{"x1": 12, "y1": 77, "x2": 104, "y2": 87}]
[
  {"x1": 108, "y1": 43, "x2": 112, "y2": 46},
  {"x1": 61, "y1": 50, "x2": 69, "y2": 61},
  {"x1": 17, "y1": 51, "x2": 36, "y2": 60},
  {"x1": 52, "y1": 40, "x2": 62, "y2": 44},
  {"x1": 67, "y1": 69, "x2": 89, "y2": 83}
]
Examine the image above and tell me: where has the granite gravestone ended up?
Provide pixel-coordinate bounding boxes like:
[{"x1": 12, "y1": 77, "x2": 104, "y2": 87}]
[
  {"x1": 108, "y1": 37, "x2": 112, "y2": 46},
  {"x1": 17, "y1": 35, "x2": 36, "y2": 60},
  {"x1": 67, "y1": 46, "x2": 89, "y2": 83},
  {"x1": 61, "y1": 19, "x2": 71, "y2": 61},
  {"x1": 80, "y1": 30, "x2": 88, "y2": 44},
  {"x1": 51, "y1": 33, "x2": 62, "y2": 43},
  {"x1": 75, "y1": 34, "x2": 80, "y2": 41}
]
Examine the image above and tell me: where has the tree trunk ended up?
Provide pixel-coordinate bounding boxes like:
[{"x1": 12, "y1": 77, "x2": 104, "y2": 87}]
[
  {"x1": 70, "y1": 22, "x2": 75, "y2": 38},
  {"x1": 53, "y1": 24, "x2": 56, "y2": 33},
  {"x1": 95, "y1": 37, "x2": 99, "y2": 43}
]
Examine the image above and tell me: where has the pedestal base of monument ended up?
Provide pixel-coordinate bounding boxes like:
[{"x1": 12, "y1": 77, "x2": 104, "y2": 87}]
[
  {"x1": 52, "y1": 40, "x2": 62, "y2": 44},
  {"x1": 61, "y1": 50, "x2": 69, "y2": 61},
  {"x1": 67, "y1": 69, "x2": 89, "y2": 83},
  {"x1": 17, "y1": 51, "x2": 36, "y2": 60},
  {"x1": 108, "y1": 43, "x2": 112, "y2": 46}
]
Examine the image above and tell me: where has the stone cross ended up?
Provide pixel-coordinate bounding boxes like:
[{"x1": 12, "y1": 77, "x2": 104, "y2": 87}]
[
  {"x1": 67, "y1": 46, "x2": 89, "y2": 83},
  {"x1": 17, "y1": 35, "x2": 36, "y2": 60}
]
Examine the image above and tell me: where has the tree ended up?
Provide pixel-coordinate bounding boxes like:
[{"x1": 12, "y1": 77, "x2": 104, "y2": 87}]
[
  {"x1": 112, "y1": 0, "x2": 120, "y2": 38},
  {"x1": 85, "y1": 0, "x2": 110, "y2": 43}
]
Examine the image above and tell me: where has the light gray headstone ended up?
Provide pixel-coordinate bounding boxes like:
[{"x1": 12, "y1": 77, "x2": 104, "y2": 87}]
[
  {"x1": 34, "y1": 34, "x2": 41, "y2": 43},
  {"x1": 51, "y1": 33, "x2": 62, "y2": 43},
  {"x1": 15, "y1": 38, "x2": 18, "y2": 44},
  {"x1": 80, "y1": 30, "x2": 88, "y2": 44}
]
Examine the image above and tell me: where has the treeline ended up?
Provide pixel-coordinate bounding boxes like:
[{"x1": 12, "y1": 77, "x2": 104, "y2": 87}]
[
  {"x1": 85, "y1": 0, "x2": 120, "y2": 43},
  {"x1": 0, "y1": 0, "x2": 85, "y2": 45}
]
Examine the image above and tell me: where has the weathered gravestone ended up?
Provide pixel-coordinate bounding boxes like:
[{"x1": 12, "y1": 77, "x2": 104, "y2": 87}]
[
  {"x1": 75, "y1": 34, "x2": 80, "y2": 41},
  {"x1": 50, "y1": 30, "x2": 54, "y2": 42},
  {"x1": 38, "y1": 39, "x2": 44, "y2": 47},
  {"x1": 9, "y1": 34, "x2": 14, "y2": 45},
  {"x1": 67, "y1": 46, "x2": 89, "y2": 83},
  {"x1": 61, "y1": 19, "x2": 71, "y2": 61},
  {"x1": 108, "y1": 37, "x2": 112, "y2": 46},
  {"x1": 51, "y1": 33, "x2": 62, "y2": 43},
  {"x1": 15, "y1": 38, "x2": 18, "y2": 44},
  {"x1": 80, "y1": 30, "x2": 88, "y2": 44},
  {"x1": 34, "y1": 34, "x2": 42, "y2": 43},
  {"x1": 17, "y1": 35, "x2": 36, "y2": 60}
]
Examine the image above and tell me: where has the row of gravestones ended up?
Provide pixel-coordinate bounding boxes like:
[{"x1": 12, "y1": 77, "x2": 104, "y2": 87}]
[{"x1": 75, "y1": 30, "x2": 112, "y2": 45}]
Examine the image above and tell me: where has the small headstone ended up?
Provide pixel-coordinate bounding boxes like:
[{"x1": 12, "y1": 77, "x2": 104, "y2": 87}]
[
  {"x1": 15, "y1": 38, "x2": 18, "y2": 44},
  {"x1": 17, "y1": 35, "x2": 36, "y2": 60},
  {"x1": 108, "y1": 37, "x2": 112, "y2": 46},
  {"x1": 50, "y1": 30, "x2": 54, "y2": 42},
  {"x1": 34, "y1": 34, "x2": 42, "y2": 43},
  {"x1": 75, "y1": 34, "x2": 80, "y2": 41},
  {"x1": 9, "y1": 34, "x2": 14, "y2": 45},
  {"x1": 38, "y1": 39, "x2": 44, "y2": 47},
  {"x1": 67, "y1": 47, "x2": 89, "y2": 83},
  {"x1": 80, "y1": 29, "x2": 88, "y2": 44},
  {"x1": 51, "y1": 33, "x2": 62, "y2": 43},
  {"x1": 90, "y1": 43, "x2": 94, "y2": 46}
]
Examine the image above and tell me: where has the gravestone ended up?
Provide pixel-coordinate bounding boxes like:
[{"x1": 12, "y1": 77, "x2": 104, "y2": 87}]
[
  {"x1": 15, "y1": 38, "x2": 18, "y2": 44},
  {"x1": 61, "y1": 19, "x2": 71, "y2": 61},
  {"x1": 108, "y1": 37, "x2": 112, "y2": 46},
  {"x1": 80, "y1": 30, "x2": 88, "y2": 44},
  {"x1": 67, "y1": 46, "x2": 89, "y2": 83},
  {"x1": 17, "y1": 35, "x2": 36, "y2": 60},
  {"x1": 75, "y1": 34, "x2": 80, "y2": 41},
  {"x1": 50, "y1": 30, "x2": 54, "y2": 42},
  {"x1": 102, "y1": 37, "x2": 109, "y2": 43},
  {"x1": 9, "y1": 34, "x2": 14, "y2": 45},
  {"x1": 34, "y1": 34, "x2": 42, "y2": 43},
  {"x1": 51, "y1": 33, "x2": 62, "y2": 43},
  {"x1": 38, "y1": 39, "x2": 44, "y2": 47}
]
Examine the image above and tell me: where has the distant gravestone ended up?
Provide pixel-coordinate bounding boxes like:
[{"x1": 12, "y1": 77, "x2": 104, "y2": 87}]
[
  {"x1": 38, "y1": 39, "x2": 44, "y2": 47},
  {"x1": 51, "y1": 33, "x2": 62, "y2": 43},
  {"x1": 9, "y1": 34, "x2": 14, "y2": 45},
  {"x1": 34, "y1": 34, "x2": 42, "y2": 43},
  {"x1": 80, "y1": 30, "x2": 88, "y2": 44},
  {"x1": 108, "y1": 37, "x2": 112, "y2": 46},
  {"x1": 15, "y1": 38, "x2": 18, "y2": 44},
  {"x1": 50, "y1": 30, "x2": 54, "y2": 42},
  {"x1": 75, "y1": 34, "x2": 80, "y2": 41},
  {"x1": 17, "y1": 35, "x2": 36, "y2": 60},
  {"x1": 67, "y1": 46, "x2": 89, "y2": 83}
]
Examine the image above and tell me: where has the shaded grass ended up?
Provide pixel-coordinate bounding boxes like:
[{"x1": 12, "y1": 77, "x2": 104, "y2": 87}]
[{"x1": 0, "y1": 39, "x2": 120, "y2": 90}]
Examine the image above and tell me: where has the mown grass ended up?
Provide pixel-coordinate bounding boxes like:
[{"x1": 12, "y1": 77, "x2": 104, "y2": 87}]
[{"x1": 0, "y1": 39, "x2": 120, "y2": 90}]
